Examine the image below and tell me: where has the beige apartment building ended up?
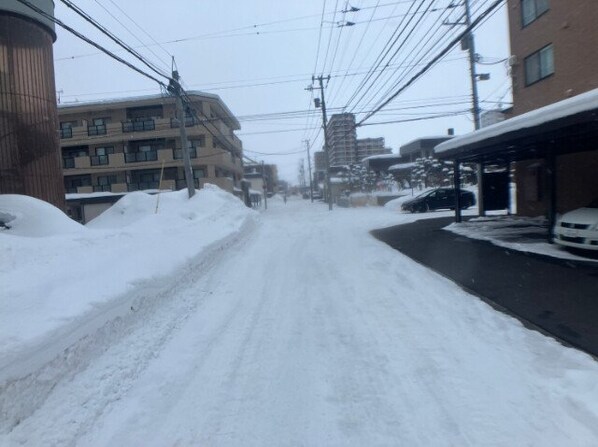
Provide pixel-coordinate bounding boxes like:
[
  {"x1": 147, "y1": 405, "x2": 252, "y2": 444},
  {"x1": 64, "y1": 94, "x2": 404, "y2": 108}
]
[{"x1": 58, "y1": 91, "x2": 243, "y2": 220}]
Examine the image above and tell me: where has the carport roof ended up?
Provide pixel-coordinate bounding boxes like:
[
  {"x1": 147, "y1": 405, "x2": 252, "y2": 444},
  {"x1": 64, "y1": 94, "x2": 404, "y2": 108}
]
[{"x1": 435, "y1": 88, "x2": 598, "y2": 162}]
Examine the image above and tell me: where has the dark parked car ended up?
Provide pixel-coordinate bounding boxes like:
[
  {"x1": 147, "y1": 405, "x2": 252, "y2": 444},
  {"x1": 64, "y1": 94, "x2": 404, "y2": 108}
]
[{"x1": 401, "y1": 188, "x2": 476, "y2": 213}]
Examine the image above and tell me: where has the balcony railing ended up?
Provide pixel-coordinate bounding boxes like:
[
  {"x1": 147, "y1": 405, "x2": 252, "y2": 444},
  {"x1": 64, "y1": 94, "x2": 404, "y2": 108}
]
[
  {"x1": 170, "y1": 116, "x2": 197, "y2": 128},
  {"x1": 173, "y1": 147, "x2": 197, "y2": 160},
  {"x1": 93, "y1": 185, "x2": 112, "y2": 192},
  {"x1": 87, "y1": 124, "x2": 107, "y2": 136},
  {"x1": 60, "y1": 127, "x2": 73, "y2": 139},
  {"x1": 122, "y1": 119, "x2": 155, "y2": 133},
  {"x1": 63, "y1": 157, "x2": 75, "y2": 169},
  {"x1": 90, "y1": 154, "x2": 110, "y2": 166},
  {"x1": 124, "y1": 151, "x2": 158, "y2": 163},
  {"x1": 128, "y1": 181, "x2": 159, "y2": 191}
]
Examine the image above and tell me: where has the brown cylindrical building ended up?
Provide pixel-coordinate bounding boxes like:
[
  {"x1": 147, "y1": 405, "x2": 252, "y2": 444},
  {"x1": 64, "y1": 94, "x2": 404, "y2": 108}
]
[{"x1": 0, "y1": 0, "x2": 65, "y2": 210}]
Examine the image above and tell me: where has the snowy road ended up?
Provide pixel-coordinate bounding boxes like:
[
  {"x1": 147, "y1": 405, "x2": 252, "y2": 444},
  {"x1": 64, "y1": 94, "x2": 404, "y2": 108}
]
[{"x1": 5, "y1": 198, "x2": 598, "y2": 446}]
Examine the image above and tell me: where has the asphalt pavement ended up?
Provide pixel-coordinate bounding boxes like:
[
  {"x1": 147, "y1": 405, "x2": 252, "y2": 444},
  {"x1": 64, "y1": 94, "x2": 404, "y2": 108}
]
[{"x1": 372, "y1": 217, "x2": 598, "y2": 358}]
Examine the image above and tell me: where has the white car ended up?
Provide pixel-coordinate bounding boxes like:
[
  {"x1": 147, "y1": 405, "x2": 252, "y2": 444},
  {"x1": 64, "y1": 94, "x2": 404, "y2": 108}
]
[{"x1": 553, "y1": 200, "x2": 598, "y2": 251}]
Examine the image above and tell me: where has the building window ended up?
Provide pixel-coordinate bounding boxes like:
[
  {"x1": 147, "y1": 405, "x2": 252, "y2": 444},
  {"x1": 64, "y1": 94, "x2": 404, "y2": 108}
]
[
  {"x1": 521, "y1": 0, "x2": 549, "y2": 27},
  {"x1": 88, "y1": 118, "x2": 108, "y2": 136},
  {"x1": 125, "y1": 141, "x2": 162, "y2": 163},
  {"x1": 94, "y1": 175, "x2": 117, "y2": 192},
  {"x1": 122, "y1": 118, "x2": 155, "y2": 133},
  {"x1": 524, "y1": 44, "x2": 554, "y2": 86},
  {"x1": 59, "y1": 122, "x2": 74, "y2": 139},
  {"x1": 90, "y1": 146, "x2": 114, "y2": 166},
  {"x1": 64, "y1": 175, "x2": 91, "y2": 192}
]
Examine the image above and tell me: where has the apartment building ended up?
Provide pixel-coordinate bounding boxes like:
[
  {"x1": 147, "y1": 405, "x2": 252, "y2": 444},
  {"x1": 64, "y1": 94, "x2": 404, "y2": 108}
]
[
  {"x1": 435, "y1": 1, "x2": 598, "y2": 227},
  {"x1": 326, "y1": 113, "x2": 357, "y2": 166},
  {"x1": 58, "y1": 92, "x2": 243, "y2": 219},
  {"x1": 508, "y1": 0, "x2": 598, "y2": 115},
  {"x1": 356, "y1": 137, "x2": 391, "y2": 161},
  {"x1": 507, "y1": 0, "x2": 598, "y2": 216}
]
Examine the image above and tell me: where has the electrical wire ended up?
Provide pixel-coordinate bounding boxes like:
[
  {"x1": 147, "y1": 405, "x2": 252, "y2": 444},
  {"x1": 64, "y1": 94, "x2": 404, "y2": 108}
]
[
  {"x1": 93, "y1": 0, "x2": 172, "y2": 72},
  {"x1": 357, "y1": 0, "x2": 505, "y2": 126},
  {"x1": 14, "y1": 0, "x2": 167, "y2": 87},
  {"x1": 58, "y1": 0, "x2": 171, "y2": 80}
]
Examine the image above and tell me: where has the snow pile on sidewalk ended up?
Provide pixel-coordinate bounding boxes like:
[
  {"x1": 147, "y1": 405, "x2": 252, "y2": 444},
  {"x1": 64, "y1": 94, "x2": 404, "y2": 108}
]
[{"x1": 0, "y1": 186, "x2": 256, "y2": 379}]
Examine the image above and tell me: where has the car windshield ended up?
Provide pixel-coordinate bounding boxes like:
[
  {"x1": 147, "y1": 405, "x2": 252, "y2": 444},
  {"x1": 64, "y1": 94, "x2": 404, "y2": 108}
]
[
  {"x1": 415, "y1": 189, "x2": 436, "y2": 198},
  {"x1": 3, "y1": 1, "x2": 598, "y2": 446}
]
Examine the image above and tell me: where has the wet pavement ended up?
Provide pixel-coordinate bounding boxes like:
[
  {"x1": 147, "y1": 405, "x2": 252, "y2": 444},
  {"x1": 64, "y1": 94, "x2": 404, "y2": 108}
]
[{"x1": 372, "y1": 217, "x2": 598, "y2": 358}]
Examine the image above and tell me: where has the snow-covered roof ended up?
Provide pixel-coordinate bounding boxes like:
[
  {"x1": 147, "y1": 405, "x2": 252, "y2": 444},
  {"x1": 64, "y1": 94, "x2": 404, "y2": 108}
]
[
  {"x1": 361, "y1": 153, "x2": 400, "y2": 161},
  {"x1": 436, "y1": 88, "x2": 598, "y2": 155},
  {"x1": 388, "y1": 162, "x2": 417, "y2": 171}
]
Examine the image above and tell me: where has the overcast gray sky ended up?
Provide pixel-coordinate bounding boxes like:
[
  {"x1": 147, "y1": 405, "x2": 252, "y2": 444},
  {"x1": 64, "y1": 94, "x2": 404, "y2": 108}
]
[{"x1": 52, "y1": 0, "x2": 511, "y2": 183}]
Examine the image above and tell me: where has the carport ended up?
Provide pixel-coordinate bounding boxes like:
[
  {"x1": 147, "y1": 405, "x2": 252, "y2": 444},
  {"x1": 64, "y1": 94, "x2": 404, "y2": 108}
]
[{"x1": 435, "y1": 88, "x2": 598, "y2": 240}]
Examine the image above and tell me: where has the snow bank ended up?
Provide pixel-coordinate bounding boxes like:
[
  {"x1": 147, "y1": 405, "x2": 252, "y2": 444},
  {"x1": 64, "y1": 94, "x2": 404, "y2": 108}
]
[
  {"x1": 0, "y1": 194, "x2": 85, "y2": 237},
  {"x1": 0, "y1": 186, "x2": 256, "y2": 381}
]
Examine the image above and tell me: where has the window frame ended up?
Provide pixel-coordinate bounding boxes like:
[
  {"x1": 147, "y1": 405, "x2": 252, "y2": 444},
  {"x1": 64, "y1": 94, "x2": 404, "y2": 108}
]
[
  {"x1": 521, "y1": 0, "x2": 549, "y2": 28},
  {"x1": 524, "y1": 44, "x2": 554, "y2": 86}
]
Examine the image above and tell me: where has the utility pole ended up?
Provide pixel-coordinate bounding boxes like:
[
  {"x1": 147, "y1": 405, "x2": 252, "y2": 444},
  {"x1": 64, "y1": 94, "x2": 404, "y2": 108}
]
[
  {"x1": 169, "y1": 69, "x2": 195, "y2": 198},
  {"x1": 464, "y1": 0, "x2": 486, "y2": 216},
  {"x1": 307, "y1": 75, "x2": 333, "y2": 210},
  {"x1": 261, "y1": 160, "x2": 268, "y2": 210},
  {"x1": 304, "y1": 139, "x2": 314, "y2": 202},
  {"x1": 446, "y1": 1, "x2": 487, "y2": 215},
  {"x1": 464, "y1": 0, "x2": 481, "y2": 131}
]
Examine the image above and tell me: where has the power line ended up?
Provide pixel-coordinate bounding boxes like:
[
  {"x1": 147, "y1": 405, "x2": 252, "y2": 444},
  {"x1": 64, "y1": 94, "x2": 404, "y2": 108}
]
[
  {"x1": 58, "y1": 0, "x2": 170, "y2": 80},
  {"x1": 354, "y1": 1, "x2": 461, "y2": 115},
  {"x1": 92, "y1": 0, "x2": 171, "y2": 71},
  {"x1": 357, "y1": 0, "x2": 505, "y2": 126},
  {"x1": 350, "y1": 0, "x2": 444, "y2": 114},
  {"x1": 104, "y1": 0, "x2": 173, "y2": 61},
  {"x1": 14, "y1": 0, "x2": 167, "y2": 87},
  {"x1": 343, "y1": 0, "x2": 426, "y2": 109}
]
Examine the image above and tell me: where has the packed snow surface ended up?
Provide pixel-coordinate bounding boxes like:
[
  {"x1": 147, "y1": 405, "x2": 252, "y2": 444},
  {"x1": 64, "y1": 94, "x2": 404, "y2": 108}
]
[{"x1": 2, "y1": 193, "x2": 598, "y2": 446}]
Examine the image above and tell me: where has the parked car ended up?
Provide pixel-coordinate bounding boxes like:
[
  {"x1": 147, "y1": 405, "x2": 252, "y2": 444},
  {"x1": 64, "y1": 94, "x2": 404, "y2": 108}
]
[
  {"x1": 553, "y1": 199, "x2": 598, "y2": 251},
  {"x1": 401, "y1": 188, "x2": 476, "y2": 213}
]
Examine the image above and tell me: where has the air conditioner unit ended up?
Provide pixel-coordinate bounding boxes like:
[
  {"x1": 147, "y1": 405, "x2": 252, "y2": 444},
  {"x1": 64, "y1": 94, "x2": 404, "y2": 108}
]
[{"x1": 508, "y1": 55, "x2": 518, "y2": 66}]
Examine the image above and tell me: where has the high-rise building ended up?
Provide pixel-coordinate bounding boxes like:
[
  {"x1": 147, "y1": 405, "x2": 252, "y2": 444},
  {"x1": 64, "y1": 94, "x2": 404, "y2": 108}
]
[{"x1": 326, "y1": 113, "x2": 357, "y2": 166}]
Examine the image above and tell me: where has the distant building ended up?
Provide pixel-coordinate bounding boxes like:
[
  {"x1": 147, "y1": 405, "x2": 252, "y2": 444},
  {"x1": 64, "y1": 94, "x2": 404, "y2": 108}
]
[
  {"x1": 0, "y1": 0, "x2": 65, "y2": 209},
  {"x1": 356, "y1": 137, "x2": 391, "y2": 161},
  {"x1": 326, "y1": 113, "x2": 357, "y2": 166},
  {"x1": 243, "y1": 163, "x2": 278, "y2": 195},
  {"x1": 313, "y1": 151, "x2": 326, "y2": 171},
  {"x1": 58, "y1": 92, "x2": 243, "y2": 222},
  {"x1": 400, "y1": 136, "x2": 452, "y2": 162},
  {"x1": 362, "y1": 153, "x2": 402, "y2": 175}
]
